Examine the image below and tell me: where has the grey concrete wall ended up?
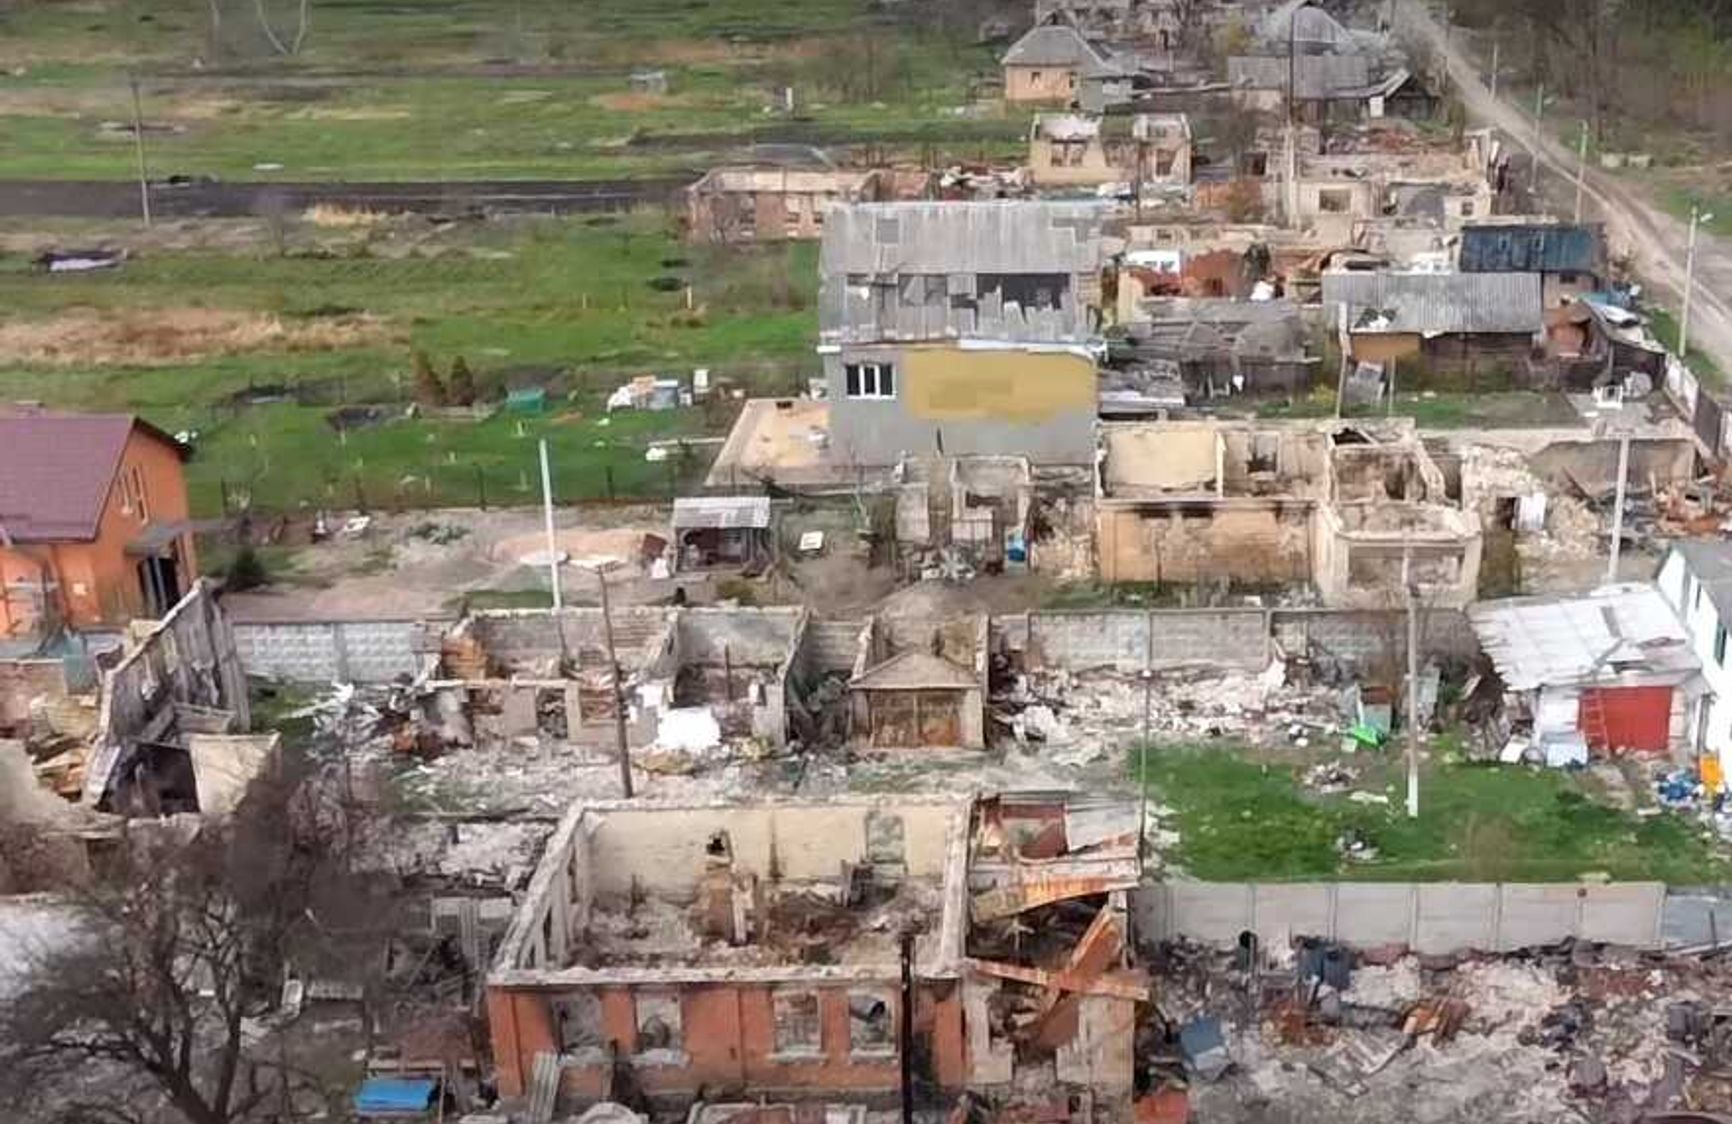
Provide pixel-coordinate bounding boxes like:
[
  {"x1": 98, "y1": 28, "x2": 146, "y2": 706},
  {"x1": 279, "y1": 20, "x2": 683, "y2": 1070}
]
[
  {"x1": 233, "y1": 619, "x2": 437, "y2": 683},
  {"x1": 675, "y1": 608, "x2": 803, "y2": 665},
  {"x1": 824, "y1": 348, "x2": 1096, "y2": 468},
  {"x1": 1134, "y1": 881, "x2": 1668, "y2": 954},
  {"x1": 1023, "y1": 610, "x2": 1270, "y2": 671},
  {"x1": 1004, "y1": 608, "x2": 1473, "y2": 672}
]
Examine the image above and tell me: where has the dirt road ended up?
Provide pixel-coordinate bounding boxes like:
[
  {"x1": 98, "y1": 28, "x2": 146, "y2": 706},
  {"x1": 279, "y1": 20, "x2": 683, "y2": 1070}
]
[
  {"x1": 0, "y1": 177, "x2": 690, "y2": 219},
  {"x1": 1396, "y1": 0, "x2": 1732, "y2": 378}
]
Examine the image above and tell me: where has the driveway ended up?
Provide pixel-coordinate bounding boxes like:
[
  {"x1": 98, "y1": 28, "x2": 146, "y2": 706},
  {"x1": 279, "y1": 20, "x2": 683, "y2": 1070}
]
[{"x1": 1395, "y1": 0, "x2": 1732, "y2": 379}]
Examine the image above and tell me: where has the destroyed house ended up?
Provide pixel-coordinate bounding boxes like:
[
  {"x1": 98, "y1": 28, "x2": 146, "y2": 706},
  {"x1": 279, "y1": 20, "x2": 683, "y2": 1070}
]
[
  {"x1": 893, "y1": 455, "x2": 1035, "y2": 574},
  {"x1": 433, "y1": 607, "x2": 809, "y2": 753},
  {"x1": 1322, "y1": 270, "x2": 1543, "y2": 379},
  {"x1": 1226, "y1": 54, "x2": 1373, "y2": 119},
  {"x1": 1458, "y1": 223, "x2": 1606, "y2": 308},
  {"x1": 685, "y1": 168, "x2": 898, "y2": 244},
  {"x1": 671, "y1": 496, "x2": 773, "y2": 574},
  {"x1": 963, "y1": 793, "x2": 1144, "y2": 1098},
  {"x1": 0, "y1": 412, "x2": 198, "y2": 635},
  {"x1": 848, "y1": 614, "x2": 988, "y2": 749},
  {"x1": 819, "y1": 202, "x2": 1110, "y2": 467},
  {"x1": 484, "y1": 796, "x2": 973, "y2": 1107},
  {"x1": 1027, "y1": 113, "x2": 1192, "y2": 189},
  {"x1": 1469, "y1": 584, "x2": 1703, "y2": 760},
  {"x1": 1118, "y1": 298, "x2": 1317, "y2": 399},
  {"x1": 1035, "y1": 0, "x2": 1183, "y2": 48},
  {"x1": 82, "y1": 580, "x2": 258, "y2": 815},
  {"x1": 1095, "y1": 420, "x2": 1480, "y2": 606}
]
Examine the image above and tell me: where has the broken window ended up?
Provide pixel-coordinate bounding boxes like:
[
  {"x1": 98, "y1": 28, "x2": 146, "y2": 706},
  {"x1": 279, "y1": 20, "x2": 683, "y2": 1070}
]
[
  {"x1": 898, "y1": 273, "x2": 946, "y2": 312},
  {"x1": 1248, "y1": 434, "x2": 1280, "y2": 474},
  {"x1": 772, "y1": 990, "x2": 823, "y2": 1055},
  {"x1": 554, "y1": 992, "x2": 603, "y2": 1053},
  {"x1": 706, "y1": 829, "x2": 733, "y2": 861},
  {"x1": 844, "y1": 362, "x2": 896, "y2": 400},
  {"x1": 864, "y1": 810, "x2": 906, "y2": 867},
  {"x1": 1458, "y1": 199, "x2": 1475, "y2": 218},
  {"x1": 978, "y1": 273, "x2": 1067, "y2": 312},
  {"x1": 1154, "y1": 148, "x2": 1176, "y2": 176},
  {"x1": 1318, "y1": 188, "x2": 1352, "y2": 214},
  {"x1": 634, "y1": 991, "x2": 683, "y2": 1054},
  {"x1": 848, "y1": 993, "x2": 894, "y2": 1055},
  {"x1": 1241, "y1": 152, "x2": 1269, "y2": 177},
  {"x1": 1055, "y1": 139, "x2": 1087, "y2": 167},
  {"x1": 535, "y1": 688, "x2": 568, "y2": 739}
]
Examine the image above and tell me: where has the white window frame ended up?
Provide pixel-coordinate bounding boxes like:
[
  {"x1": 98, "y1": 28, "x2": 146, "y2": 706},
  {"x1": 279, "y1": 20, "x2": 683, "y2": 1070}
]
[{"x1": 844, "y1": 361, "x2": 896, "y2": 400}]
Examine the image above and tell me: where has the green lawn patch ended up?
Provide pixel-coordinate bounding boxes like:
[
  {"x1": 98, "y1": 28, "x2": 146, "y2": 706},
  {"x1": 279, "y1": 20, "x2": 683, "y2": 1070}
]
[
  {"x1": 1648, "y1": 307, "x2": 1724, "y2": 387},
  {"x1": 1136, "y1": 743, "x2": 1732, "y2": 883}
]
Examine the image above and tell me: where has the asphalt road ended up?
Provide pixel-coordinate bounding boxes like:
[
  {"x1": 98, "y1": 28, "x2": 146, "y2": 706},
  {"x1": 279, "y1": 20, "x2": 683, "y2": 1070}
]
[
  {"x1": 1395, "y1": 0, "x2": 1732, "y2": 379},
  {"x1": 0, "y1": 177, "x2": 691, "y2": 218}
]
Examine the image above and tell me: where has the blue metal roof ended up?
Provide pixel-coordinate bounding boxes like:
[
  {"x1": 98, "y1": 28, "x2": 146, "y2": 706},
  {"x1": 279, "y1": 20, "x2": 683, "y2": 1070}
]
[
  {"x1": 354, "y1": 1077, "x2": 438, "y2": 1116},
  {"x1": 1459, "y1": 224, "x2": 1602, "y2": 275}
]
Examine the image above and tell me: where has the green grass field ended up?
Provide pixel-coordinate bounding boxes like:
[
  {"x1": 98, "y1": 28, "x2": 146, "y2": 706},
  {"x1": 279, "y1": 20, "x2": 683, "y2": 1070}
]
[
  {"x1": 0, "y1": 210, "x2": 820, "y2": 513},
  {"x1": 1137, "y1": 743, "x2": 1732, "y2": 883},
  {"x1": 0, "y1": 0, "x2": 1014, "y2": 180}
]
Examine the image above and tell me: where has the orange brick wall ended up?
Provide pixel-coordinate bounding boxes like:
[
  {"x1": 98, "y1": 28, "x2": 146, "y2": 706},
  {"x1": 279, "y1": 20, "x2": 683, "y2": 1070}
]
[
  {"x1": 488, "y1": 980, "x2": 968, "y2": 1102},
  {"x1": 0, "y1": 428, "x2": 195, "y2": 633}
]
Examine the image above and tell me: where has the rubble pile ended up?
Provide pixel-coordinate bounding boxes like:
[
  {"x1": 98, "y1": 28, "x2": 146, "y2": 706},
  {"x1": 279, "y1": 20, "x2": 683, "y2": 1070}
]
[
  {"x1": 995, "y1": 660, "x2": 1344, "y2": 762},
  {"x1": 1144, "y1": 938, "x2": 1732, "y2": 1123}
]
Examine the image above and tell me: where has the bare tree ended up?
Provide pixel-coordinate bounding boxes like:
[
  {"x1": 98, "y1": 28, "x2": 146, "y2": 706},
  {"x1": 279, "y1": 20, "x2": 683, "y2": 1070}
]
[
  {"x1": 255, "y1": 0, "x2": 312, "y2": 57},
  {"x1": 0, "y1": 759, "x2": 397, "y2": 1124}
]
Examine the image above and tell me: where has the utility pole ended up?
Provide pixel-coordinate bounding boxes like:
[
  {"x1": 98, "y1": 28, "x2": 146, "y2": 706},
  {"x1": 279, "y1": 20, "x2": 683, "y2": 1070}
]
[
  {"x1": 537, "y1": 438, "x2": 563, "y2": 610},
  {"x1": 594, "y1": 563, "x2": 634, "y2": 798},
  {"x1": 1139, "y1": 667, "x2": 1152, "y2": 858},
  {"x1": 1682, "y1": 205, "x2": 1714, "y2": 361},
  {"x1": 1573, "y1": 120, "x2": 1588, "y2": 223},
  {"x1": 1530, "y1": 82, "x2": 1546, "y2": 193},
  {"x1": 1287, "y1": 0, "x2": 1300, "y2": 129},
  {"x1": 1605, "y1": 432, "x2": 1631, "y2": 584},
  {"x1": 1489, "y1": 36, "x2": 1499, "y2": 101},
  {"x1": 128, "y1": 74, "x2": 152, "y2": 229},
  {"x1": 1403, "y1": 546, "x2": 1420, "y2": 820}
]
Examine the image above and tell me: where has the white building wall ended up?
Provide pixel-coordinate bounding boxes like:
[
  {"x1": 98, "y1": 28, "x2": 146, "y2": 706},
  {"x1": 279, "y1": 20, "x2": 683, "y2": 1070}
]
[{"x1": 1657, "y1": 550, "x2": 1732, "y2": 770}]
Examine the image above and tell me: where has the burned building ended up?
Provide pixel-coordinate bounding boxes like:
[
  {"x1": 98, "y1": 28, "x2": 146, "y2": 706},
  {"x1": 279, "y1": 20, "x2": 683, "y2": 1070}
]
[
  {"x1": 1116, "y1": 298, "x2": 1317, "y2": 401},
  {"x1": 484, "y1": 791, "x2": 1144, "y2": 1115},
  {"x1": 848, "y1": 615, "x2": 988, "y2": 750},
  {"x1": 83, "y1": 580, "x2": 262, "y2": 816},
  {"x1": 893, "y1": 455, "x2": 1035, "y2": 574},
  {"x1": 432, "y1": 607, "x2": 810, "y2": 755},
  {"x1": 1095, "y1": 420, "x2": 1481, "y2": 606},
  {"x1": 484, "y1": 796, "x2": 973, "y2": 1107},
  {"x1": 685, "y1": 168, "x2": 902, "y2": 244},
  {"x1": 1027, "y1": 113, "x2": 1191, "y2": 189},
  {"x1": 818, "y1": 202, "x2": 1110, "y2": 467}
]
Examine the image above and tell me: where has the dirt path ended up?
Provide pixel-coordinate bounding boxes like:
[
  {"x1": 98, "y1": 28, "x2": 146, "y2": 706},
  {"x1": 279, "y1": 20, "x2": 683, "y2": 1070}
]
[{"x1": 1396, "y1": 0, "x2": 1732, "y2": 379}]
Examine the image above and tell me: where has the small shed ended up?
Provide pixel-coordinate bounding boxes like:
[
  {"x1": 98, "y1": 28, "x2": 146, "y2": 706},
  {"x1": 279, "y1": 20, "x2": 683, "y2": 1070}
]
[
  {"x1": 1468, "y1": 584, "x2": 1703, "y2": 760},
  {"x1": 671, "y1": 495, "x2": 773, "y2": 573},
  {"x1": 849, "y1": 650, "x2": 985, "y2": 749},
  {"x1": 353, "y1": 1076, "x2": 440, "y2": 1119}
]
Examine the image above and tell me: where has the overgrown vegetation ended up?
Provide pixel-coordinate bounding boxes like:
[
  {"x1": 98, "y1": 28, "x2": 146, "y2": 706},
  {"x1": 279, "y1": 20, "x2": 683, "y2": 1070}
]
[
  {"x1": 1135, "y1": 743, "x2": 1732, "y2": 883},
  {"x1": 0, "y1": 211, "x2": 817, "y2": 513}
]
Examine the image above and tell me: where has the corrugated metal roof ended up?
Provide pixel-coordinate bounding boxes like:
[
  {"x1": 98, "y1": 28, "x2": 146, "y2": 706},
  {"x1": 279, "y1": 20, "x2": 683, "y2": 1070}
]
[
  {"x1": 1227, "y1": 53, "x2": 1370, "y2": 98},
  {"x1": 671, "y1": 495, "x2": 771, "y2": 529},
  {"x1": 1459, "y1": 224, "x2": 1603, "y2": 276},
  {"x1": 1322, "y1": 270, "x2": 1542, "y2": 335},
  {"x1": 820, "y1": 201, "x2": 1109, "y2": 276},
  {"x1": 1258, "y1": 0, "x2": 1357, "y2": 49},
  {"x1": 1467, "y1": 584, "x2": 1699, "y2": 691}
]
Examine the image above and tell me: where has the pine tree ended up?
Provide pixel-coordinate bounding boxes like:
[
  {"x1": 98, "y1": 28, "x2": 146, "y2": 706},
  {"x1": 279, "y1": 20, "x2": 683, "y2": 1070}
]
[
  {"x1": 411, "y1": 349, "x2": 446, "y2": 407},
  {"x1": 448, "y1": 355, "x2": 477, "y2": 406}
]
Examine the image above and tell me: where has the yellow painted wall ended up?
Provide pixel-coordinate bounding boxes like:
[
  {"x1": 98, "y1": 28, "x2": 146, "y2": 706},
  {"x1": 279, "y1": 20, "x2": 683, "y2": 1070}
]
[
  {"x1": 1347, "y1": 333, "x2": 1422, "y2": 364},
  {"x1": 901, "y1": 348, "x2": 1095, "y2": 423}
]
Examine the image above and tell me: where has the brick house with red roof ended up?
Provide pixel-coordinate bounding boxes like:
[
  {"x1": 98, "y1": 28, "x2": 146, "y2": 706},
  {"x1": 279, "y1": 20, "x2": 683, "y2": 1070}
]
[{"x1": 0, "y1": 413, "x2": 197, "y2": 636}]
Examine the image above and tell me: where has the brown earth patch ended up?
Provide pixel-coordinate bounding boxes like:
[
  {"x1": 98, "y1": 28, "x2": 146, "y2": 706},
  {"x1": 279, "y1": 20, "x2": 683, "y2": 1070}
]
[{"x1": 0, "y1": 308, "x2": 396, "y2": 367}]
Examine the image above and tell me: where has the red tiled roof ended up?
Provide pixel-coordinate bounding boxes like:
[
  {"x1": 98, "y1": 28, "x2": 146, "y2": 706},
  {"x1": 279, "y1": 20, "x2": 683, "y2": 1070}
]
[{"x1": 0, "y1": 414, "x2": 184, "y2": 544}]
